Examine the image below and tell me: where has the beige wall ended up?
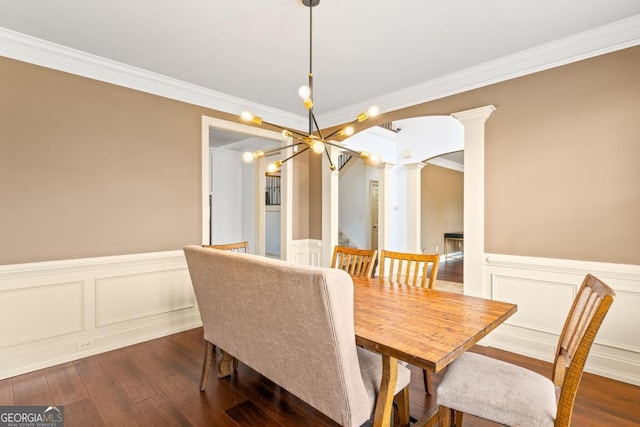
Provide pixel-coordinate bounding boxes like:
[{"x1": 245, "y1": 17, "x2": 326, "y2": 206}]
[
  {"x1": 2, "y1": 45, "x2": 639, "y2": 266},
  {"x1": 0, "y1": 57, "x2": 233, "y2": 265},
  {"x1": 381, "y1": 46, "x2": 640, "y2": 265},
  {"x1": 421, "y1": 164, "x2": 464, "y2": 255}
]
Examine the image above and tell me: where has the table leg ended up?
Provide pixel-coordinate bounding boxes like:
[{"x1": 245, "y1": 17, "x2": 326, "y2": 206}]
[{"x1": 373, "y1": 354, "x2": 398, "y2": 427}]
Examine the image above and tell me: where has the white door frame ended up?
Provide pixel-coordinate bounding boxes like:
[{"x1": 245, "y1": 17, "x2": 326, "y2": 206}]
[{"x1": 201, "y1": 116, "x2": 292, "y2": 260}]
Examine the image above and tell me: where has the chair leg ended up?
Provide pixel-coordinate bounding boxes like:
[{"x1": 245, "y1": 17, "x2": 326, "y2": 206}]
[
  {"x1": 393, "y1": 386, "x2": 410, "y2": 427},
  {"x1": 217, "y1": 348, "x2": 235, "y2": 379},
  {"x1": 199, "y1": 340, "x2": 215, "y2": 391},
  {"x1": 453, "y1": 409, "x2": 464, "y2": 427},
  {"x1": 423, "y1": 369, "x2": 433, "y2": 395},
  {"x1": 437, "y1": 405, "x2": 451, "y2": 427}
]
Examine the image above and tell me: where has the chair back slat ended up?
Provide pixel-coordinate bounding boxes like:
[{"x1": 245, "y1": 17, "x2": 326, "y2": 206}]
[
  {"x1": 203, "y1": 241, "x2": 249, "y2": 253},
  {"x1": 379, "y1": 250, "x2": 440, "y2": 288},
  {"x1": 553, "y1": 274, "x2": 615, "y2": 426},
  {"x1": 331, "y1": 246, "x2": 377, "y2": 279}
]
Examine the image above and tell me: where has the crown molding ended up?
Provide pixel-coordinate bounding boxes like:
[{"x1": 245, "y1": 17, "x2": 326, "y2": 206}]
[
  {"x1": 2, "y1": 14, "x2": 639, "y2": 130},
  {"x1": 0, "y1": 27, "x2": 307, "y2": 131},
  {"x1": 426, "y1": 157, "x2": 464, "y2": 173},
  {"x1": 318, "y1": 14, "x2": 640, "y2": 126}
]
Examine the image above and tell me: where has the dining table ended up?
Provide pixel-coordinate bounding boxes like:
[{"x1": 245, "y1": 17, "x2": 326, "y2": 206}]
[{"x1": 352, "y1": 277, "x2": 517, "y2": 427}]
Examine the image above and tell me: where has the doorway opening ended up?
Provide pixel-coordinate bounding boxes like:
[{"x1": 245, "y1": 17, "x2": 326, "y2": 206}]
[{"x1": 201, "y1": 116, "x2": 292, "y2": 259}]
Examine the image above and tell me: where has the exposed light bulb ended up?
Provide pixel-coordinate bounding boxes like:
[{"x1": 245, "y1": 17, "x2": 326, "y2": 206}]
[
  {"x1": 282, "y1": 129, "x2": 292, "y2": 139},
  {"x1": 369, "y1": 153, "x2": 382, "y2": 164},
  {"x1": 240, "y1": 111, "x2": 262, "y2": 125},
  {"x1": 311, "y1": 139, "x2": 325, "y2": 153},
  {"x1": 298, "y1": 85, "x2": 311, "y2": 99},
  {"x1": 267, "y1": 162, "x2": 279, "y2": 173},
  {"x1": 242, "y1": 150, "x2": 264, "y2": 163},
  {"x1": 367, "y1": 106, "x2": 380, "y2": 117},
  {"x1": 340, "y1": 126, "x2": 354, "y2": 137}
]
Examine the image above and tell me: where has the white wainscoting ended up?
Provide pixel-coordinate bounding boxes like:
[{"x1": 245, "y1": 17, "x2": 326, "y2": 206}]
[
  {"x1": 483, "y1": 253, "x2": 640, "y2": 386},
  {"x1": 0, "y1": 251, "x2": 201, "y2": 380},
  {"x1": 291, "y1": 239, "x2": 323, "y2": 267}
]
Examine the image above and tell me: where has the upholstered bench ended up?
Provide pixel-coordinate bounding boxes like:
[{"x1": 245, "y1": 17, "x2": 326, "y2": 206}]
[{"x1": 184, "y1": 245, "x2": 411, "y2": 427}]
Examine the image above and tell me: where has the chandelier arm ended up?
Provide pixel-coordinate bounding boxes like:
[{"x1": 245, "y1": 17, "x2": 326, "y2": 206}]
[
  {"x1": 261, "y1": 141, "x2": 307, "y2": 156},
  {"x1": 325, "y1": 119, "x2": 360, "y2": 139},
  {"x1": 284, "y1": 128, "x2": 310, "y2": 139},
  {"x1": 257, "y1": 119, "x2": 308, "y2": 139},
  {"x1": 309, "y1": 108, "x2": 324, "y2": 140},
  {"x1": 280, "y1": 145, "x2": 310, "y2": 166},
  {"x1": 323, "y1": 140, "x2": 362, "y2": 156},
  {"x1": 323, "y1": 145, "x2": 336, "y2": 170}
]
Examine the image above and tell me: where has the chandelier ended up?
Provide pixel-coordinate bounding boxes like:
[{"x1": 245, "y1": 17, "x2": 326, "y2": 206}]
[{"x1": 240, "y1": 0, "x2": 382, "y2": 174}]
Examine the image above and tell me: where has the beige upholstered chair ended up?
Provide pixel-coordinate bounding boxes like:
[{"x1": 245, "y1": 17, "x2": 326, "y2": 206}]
[
  {"x1": 331, "y1": 246, "x2": 377, "y2": 279},
  {"x1": 184, "y1": 245, "x2": 411, "y2": 427},
  {"x1": 203, "y1": 241, "x2": 249, "y2": 253},
  {"x1": 379, "y1": 250, "x2": 440, "y2": 289},
  {"x1": 379, "y1": 249, "x2": 440, "y2": 393},
  {"x1": 436, "y1": 274, "x2": 616, "y2": 427}
]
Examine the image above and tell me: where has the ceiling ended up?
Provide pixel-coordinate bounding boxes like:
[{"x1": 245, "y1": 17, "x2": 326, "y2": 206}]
[{"x1": 1, "y1": 1, "x2": 639, "y2": 120}]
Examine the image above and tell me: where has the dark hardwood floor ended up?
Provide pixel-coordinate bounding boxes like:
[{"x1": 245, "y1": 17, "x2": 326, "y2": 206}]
[
  {"x1": 1, "y1": 257, "x2": 638, "y2": 426},
  {"x1": 435, "y1": 257, "x2": 463, "y2": 283}
]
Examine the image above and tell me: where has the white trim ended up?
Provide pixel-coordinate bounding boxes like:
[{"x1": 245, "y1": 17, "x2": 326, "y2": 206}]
[
  {"x1": 452, "y1": 105, "x2": 496, "y2": 298},
  {"x1": 0, "y1": 27, "x2": 306, "y2": 131},
  {"x1": 0, "y1": 251, "x2": 200, "y2": 380},
  {"x1": 318, "y1": 14, "x2": 640, "y2": 126},
  {"x1": 201, "y1": 116, "x2": 291, "y2": 254},
  {"x1": 483, "y1": 253, "x2": 640, "y2": 386},
  {"x1": 426, "y1": 157, "x2": 464, "y2": 172},
  {"x1": 2, "y1": 15, "x2": 639, "y2": 127}
]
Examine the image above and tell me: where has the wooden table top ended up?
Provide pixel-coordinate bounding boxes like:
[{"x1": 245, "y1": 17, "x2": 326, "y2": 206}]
[{"x1": 352, "y1": 277, "x2": 517, "y2": 373}]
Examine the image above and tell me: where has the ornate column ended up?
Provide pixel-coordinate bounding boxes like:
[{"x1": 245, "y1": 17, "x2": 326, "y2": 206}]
[{"x1": 451, "y1": 105, "x2": 495, "y2": 297}]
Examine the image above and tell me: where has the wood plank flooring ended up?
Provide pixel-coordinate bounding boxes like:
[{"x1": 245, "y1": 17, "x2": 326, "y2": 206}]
[{"x1": 1, "y1": 258, "x2": 638, "y2": 426}]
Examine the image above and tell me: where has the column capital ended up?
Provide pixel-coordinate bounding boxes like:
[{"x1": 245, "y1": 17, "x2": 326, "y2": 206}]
[
  {"x1": 451, "y1": 105, "x2": 496, "y2": 124},
  {"x1": 378, "y1": 162, "x2": 395, "y2": 170},
  {"x1": 404, "y1": 162, "x2": 426, "y2": 171}
]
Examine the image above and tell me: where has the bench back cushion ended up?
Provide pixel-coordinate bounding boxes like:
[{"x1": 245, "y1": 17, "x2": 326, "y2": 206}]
[{"x1": 184, "y1": 245, "x2": 372, "y2": 426}]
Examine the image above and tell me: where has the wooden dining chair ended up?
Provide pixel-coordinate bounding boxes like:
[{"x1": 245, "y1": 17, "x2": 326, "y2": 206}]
[
  {"x1": 203, "y1": 241, "x2": 249, "y2": 253},
  {"x1": 435, "y1": 274, "x2": 616, "y2": 427},
  {"x1": 379, "y1": 249, "x2": 440, "y2": 288},
  {"x1": 379, "y1": 249, "x2": 440, "y2": 394},
  {"x1": 331, "y1": 246, "x2": 377, "y2": 279}
]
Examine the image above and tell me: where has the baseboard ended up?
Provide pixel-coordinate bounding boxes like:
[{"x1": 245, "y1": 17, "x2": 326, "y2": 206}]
[
  {"x1": 0, "y1": 250, "x2": 201, "y2": 380},
  {"x1": 483, "y1": 253, "x2": 640, "y2": 386}
]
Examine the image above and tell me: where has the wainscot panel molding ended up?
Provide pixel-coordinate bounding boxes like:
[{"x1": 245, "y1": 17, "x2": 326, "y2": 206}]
[
  {"x1": 0, "y1": 250, "x2": 201, "y2": 380},
  {"x1": 483, "y1": 253, "x2": 640, "y2": 386},
  {"x1": 291, "y1": 239, "x2": 322, "y2": 267}
]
